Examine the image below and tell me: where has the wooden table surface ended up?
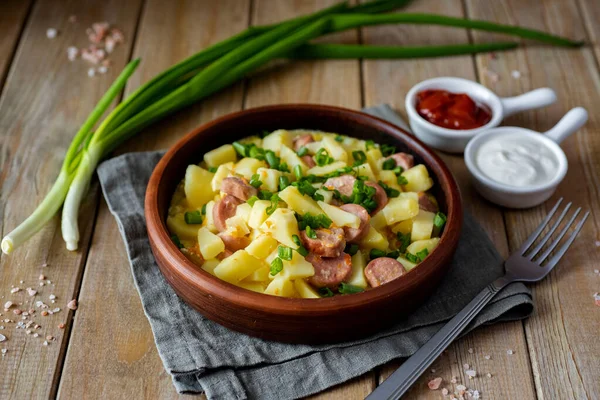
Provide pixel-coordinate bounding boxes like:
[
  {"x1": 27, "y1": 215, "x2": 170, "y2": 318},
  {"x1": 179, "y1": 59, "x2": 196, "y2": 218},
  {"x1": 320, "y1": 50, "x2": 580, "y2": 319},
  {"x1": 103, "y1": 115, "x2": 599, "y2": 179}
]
[{"x1": 1, "y1": 0, "x2": 599, "y2": 399}]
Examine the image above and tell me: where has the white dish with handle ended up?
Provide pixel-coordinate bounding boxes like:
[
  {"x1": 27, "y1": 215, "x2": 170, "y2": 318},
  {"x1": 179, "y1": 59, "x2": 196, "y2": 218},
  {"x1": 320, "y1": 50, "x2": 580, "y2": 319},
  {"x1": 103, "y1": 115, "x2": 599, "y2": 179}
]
[
  {"x1": 405, "y1": 77, "x2": 557, "y2": 153},
  {"x1": 464, "y1": 107, "x2": 588, "y2": 209}
]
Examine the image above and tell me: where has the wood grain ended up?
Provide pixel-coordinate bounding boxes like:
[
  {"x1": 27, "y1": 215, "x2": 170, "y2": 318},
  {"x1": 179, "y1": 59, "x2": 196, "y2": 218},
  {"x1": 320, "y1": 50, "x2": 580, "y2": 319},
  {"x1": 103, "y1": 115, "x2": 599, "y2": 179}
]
[
  {"x1": 0, "y1": 0, "x2": 32, "y2": 91},
  {"x1": 466, "y1": 1, "x2": 600, "y2": 399},
  {"x1": 57, "y1": 1, "x2": 249, "y2": 399},
  {"x1": 0, "y1": 1, "x2": 143, "y2": 398},
  {"x1": 361, "y1": 0, "x2": 536, "y2": 398},
  {"x1": 577, "y1": 0, "x2": 600, "y2": 64}
]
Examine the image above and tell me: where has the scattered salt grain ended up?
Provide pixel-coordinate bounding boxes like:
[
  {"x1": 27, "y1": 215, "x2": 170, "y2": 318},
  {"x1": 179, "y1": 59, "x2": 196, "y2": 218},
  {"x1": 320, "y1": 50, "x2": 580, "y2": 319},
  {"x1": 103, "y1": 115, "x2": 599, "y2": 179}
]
[
  {"x1": 42, "y1": 262, "x2": 48, "y2": 267},
  {"x1": 10, "y1": 288, "x2": 19, "y2": 294},
  {"x1": 431, "y1": 369, "x2": 436, "y2": 373},
  {"x1": 98, "y1": 65, "x2": 108, "y2": 74},
  {"x1": 593, "y1": 269, "x2": 599, "y2": 274},
  {"x1": 0, "y1": 334, "x2": 6, "y2": 342},
  {"x1": 473, "y1": 390, "x2": 481, "y2": 399},
  {"x1": 511, "y1": 70, "x2": 521, "y2": 79},
  {"x1": 456, "y1": 384, "x2": 467, "y2": 392},
  {"x1": 67, "y1": 46, "x2": 79, "y2": 61},
  {"x1": 49, "y1": 294, "x2": 56, "y2": 300},
  {"x1": 46, "y1": 335, "x2": 54, "y2": 341},
  {"x1": 46, "y1": 28, "x2": 58, "y2": 39},
  {"x1": 466, "y1": 369, "x2": 477, "y2": 379},
  {"x1": 594, "y1": 293, "x2": 600, "y2": 307},
  {"x1": 53, "y1": 308, "x2": 61, "y2": 313},
  {"x1": 33, "y1": 333, "x2": 39, "y2": 338},
  {"x1": 58, "y1": 323, "x2": 65, "y2": 329},
  {"x1": 19, "y1": 280, "x2": 24, "y2": 284},
  {"x1": 463, "y1": 363, "x2": 470, "y2": 369},
  {"x1": 507, "y1": 349, "x2": 514, "y2": 355},
  {"x1": 484, "y1": 354, "x2": 491, "y2": 360},
  {"x1": 13, "y1": 309, "x2": 22, "y2": 316},
  {"x1": 450, "y1": 376, "x2": 458, "y2": 384},
  {"x1": 4, "y1": 301, "x2": 13, "y2": 310},
  {"x1": 39, "y1": 275, "x2": 46, "y2": 281},
  {"x1": 88, "y1": 68, "x2": 96, "y2": 77},
  {"x1": 42, "y1": 340, "x2": 49, "y2": 346},
  {"x1": 468, "y1": 348, "x2": 473, "y2": 354},
  {"x1": 1, "y1": 349, "x2": 6, "y2": 355},
  {"x1": 595, "y1": 241, "x2": 600, "y2": 247},
  {"x1": 486, "y1": 373, "x2": 492, "y2": 378},
  {"x1": 427, "y1": 377, "x2": 442, "y2": 390},
  {"x1": 26, "y1": 288, "x2": 37, "y2": 297},
  {"x1": 442, "y1": 388, "x2": 449, "y2": 395},
  {"x1": 67, "y1": 299, "x2": 78, "y2": 310}
]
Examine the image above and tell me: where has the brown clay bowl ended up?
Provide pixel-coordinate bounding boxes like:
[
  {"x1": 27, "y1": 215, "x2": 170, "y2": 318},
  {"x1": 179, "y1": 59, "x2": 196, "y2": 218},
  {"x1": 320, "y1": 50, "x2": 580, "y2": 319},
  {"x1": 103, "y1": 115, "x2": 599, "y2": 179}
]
[{"x1": 145, "y1": 104, "x2": 462, "y2": 344}]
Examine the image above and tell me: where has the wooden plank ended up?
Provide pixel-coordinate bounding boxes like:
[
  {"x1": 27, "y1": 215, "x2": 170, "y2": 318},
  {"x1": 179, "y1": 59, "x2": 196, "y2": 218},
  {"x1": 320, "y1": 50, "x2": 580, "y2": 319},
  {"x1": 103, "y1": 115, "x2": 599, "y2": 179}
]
[
  {"x1": 465, "y1": 0, "x2": 600, "y2": 399},
  {"x1": 245, "y1": 1, "x2": 372, "y2": 399},
  {"x1": 0, "y1": 0, "x2": 32, "y2": 91},
  {"x1": 361, "y1": 0, "x2": 536, "y2": 397},
  {"x1": 57, "y1": 1, "x2": 250, "y2": 399},
  {"x1": 0, "y1": 1, "x2": 143, "y2": 398}
]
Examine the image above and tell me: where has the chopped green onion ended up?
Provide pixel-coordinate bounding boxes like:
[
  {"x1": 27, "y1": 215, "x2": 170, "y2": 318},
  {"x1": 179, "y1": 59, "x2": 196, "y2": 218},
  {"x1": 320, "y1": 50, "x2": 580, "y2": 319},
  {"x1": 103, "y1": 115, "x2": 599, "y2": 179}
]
[
  {"x1": 345, "y1": 243, "x2": 359, "y2": 256},
  {"x1": 406, "y1": 252, "x2": 419, "y2": 263},
  {"x1": 265, "y1": 150, "x2": 279, "y2": 168},
  {"x1": 201, "y1": 204, "x2": 207, "y2": 215},
  {"x1": 318, "y1": 287, "x2": 334, "y2": 298},
  {"x1": 416, "y1": 248, "x2": 429, "y2": 262},
  {"x1": 184, "y1": 210, "x2": 203, "y2": 224},
  {"x1": 378, "y1": 181, "x2": 400, "y2": 198},
  {"x1": 382, "y1": 158, "x2": 396, "y2": 170},
  {"x1": 247, "y1": 195, "x2": 259, "y2": 206},
  {"x1": 315, "y1": 148, "x2": 334, "y2": 166},
  {"x1": 397, "y1": 175, "x2": 408, "y2": 186},
  {"x1": 297, "y1": 213, "x2": 332, "y2": 230},
  {"x1": 397, "y1": 232, "x2": 410, "y2": 253},
  {"x1": 294, "y1": 164, "x2": 303, "y2": 180},
  {"x1": 171, "y1": 234, "x2": 184, "y2": 249},
  {"x1": 266, "y1": 194, "x2": 279, "y2": 215},
  {"x1": 208, "y1": 167, "x2": 218, "y2": 173},
  {"x1": 270, "y1": 257, "x2": 284, "y2": 276},
  {"x1": 313, "y1": 191, "x2": 324, "y2": 201},
  {"x1": 381, "y1": 144, "x2": 396, "y2": 157},
  {"x1": 297, "y1": 146, "x2": 308, "y2": 157},
  {"x1": 249, "y1": 174, "x2": 262, "y2": 188},
  {"x1": 365, "y1": 140, "x2": 375, "y2": 151},
  {"x1": 292, "y1": 234, "x2": 302, "y2": 247},
  {"x1": 387, "y1": 250, "x2": 400, "y2": 259},
  {"x1": 305, "y1": 225, "x2": 317, "y2": 239},
  {"x1": 434, "y1": 212, "x2": 447, "y2": 229},
  {"x1": 258, "y1": 190, "x2": 273, "y2": 200},
  {"x1": 335, "y1": 134, "x2": 344, "y2": 142},
  {"x1": 291, "y1": 234, "x2": 309, "y2": 256},
  {"x1": 392, "y1": 166, "x2": 403, "y2": 175},
  {"x1": 370, "y1": 248, "x2": 386, "y2": 259},
  {"x1": 278, "y1": 162, "x2": 290, "y2": 173},
  {"x1": 232, "y1": 141, "x2": 247, "y2": 157},
  {"x1": 278, "y1": 246, "x2": 293, "y2": 261},
  {"x1": 338, "y1": 282, "x2": 364, "y2": 294},
  {"x1": 248, "y1": 145, "x2": 266, "y2": 160},
  {"x1": 352, "y1": 150, "x2": 367, "y2": 165},
  {"x1": 279, "y1": 175, "x2": 290, "y2": 191}
]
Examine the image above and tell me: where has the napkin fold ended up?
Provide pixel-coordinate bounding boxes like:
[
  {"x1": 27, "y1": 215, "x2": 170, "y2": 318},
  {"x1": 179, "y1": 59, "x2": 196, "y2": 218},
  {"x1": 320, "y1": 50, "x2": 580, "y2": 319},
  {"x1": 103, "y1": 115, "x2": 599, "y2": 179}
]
[{"x1": 97, "y1": 105, "x2": 533, "y2": 400}]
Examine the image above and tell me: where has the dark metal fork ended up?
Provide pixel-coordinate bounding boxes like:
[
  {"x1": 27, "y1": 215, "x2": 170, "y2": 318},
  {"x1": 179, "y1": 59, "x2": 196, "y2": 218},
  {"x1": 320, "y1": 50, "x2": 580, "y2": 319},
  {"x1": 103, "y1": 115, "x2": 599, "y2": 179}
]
[{"x1": 367, "y1": 198, "x2": 589, "y2": 400}]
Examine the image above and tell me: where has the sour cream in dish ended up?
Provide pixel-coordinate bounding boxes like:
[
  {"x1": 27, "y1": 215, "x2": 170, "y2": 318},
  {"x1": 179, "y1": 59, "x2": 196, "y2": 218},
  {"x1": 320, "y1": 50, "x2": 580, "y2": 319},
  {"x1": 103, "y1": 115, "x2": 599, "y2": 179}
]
[{"x1": 475, "y1": 134, "x2": 559, "y2": 188}]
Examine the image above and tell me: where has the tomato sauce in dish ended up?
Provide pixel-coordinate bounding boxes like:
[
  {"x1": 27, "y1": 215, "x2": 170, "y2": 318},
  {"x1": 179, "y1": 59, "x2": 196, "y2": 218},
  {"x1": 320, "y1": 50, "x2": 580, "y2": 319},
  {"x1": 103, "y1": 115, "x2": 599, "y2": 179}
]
[{"x1": 416, "y1": 89, "x2": 492, "y2": 130}]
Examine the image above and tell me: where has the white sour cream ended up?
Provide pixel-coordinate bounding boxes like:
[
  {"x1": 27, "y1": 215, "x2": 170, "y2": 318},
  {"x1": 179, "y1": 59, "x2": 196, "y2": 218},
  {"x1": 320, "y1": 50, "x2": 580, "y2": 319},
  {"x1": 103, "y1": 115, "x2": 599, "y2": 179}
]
[{"x1": 475, "y1": 135, "x2": 559, "y2": 187}]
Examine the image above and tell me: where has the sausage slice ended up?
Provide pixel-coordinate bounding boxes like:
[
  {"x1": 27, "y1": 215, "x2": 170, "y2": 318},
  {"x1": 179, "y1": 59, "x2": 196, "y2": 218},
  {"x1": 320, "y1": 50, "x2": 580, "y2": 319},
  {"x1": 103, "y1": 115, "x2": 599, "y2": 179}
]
[
  {"x1": 418, "y1": 192, "x2": 438, "y2": 213},
  {"x1": 386, "y1": 152, "x2": 414, "y2": 171},
  {"x1": 293, "y1": 134, "x2": 314, "y2": 151},
  {"x1": 365, "y1": 181, "x2": 388, "y2": 214},
  {"x1": 218, "y1": 232, "x2": 250, "y2": 252},
  {"x1": 221, "y1": 176, "x2": 257, "y2": 201},
  {"x1": 300, "y1": 227, "x2": 346, "y2": 258},
  {"x1": 301, "y1": 155, "x2": 316, "y2": 168},
  {"x1": 323, "y1": 175, "x2": 356, "y2": 197},
  {"x1": 306, "y1": 253, "x2": 352, "y2": 288},
  {"x1": 213, "y1": 195, "x2": 243, "y2": 232},
  {"x1": 364, "y1": 257, "x2": 406, "y2": 287},
  {"x1": 339, "y1": 204, "x2": 370, "y2": 243}
]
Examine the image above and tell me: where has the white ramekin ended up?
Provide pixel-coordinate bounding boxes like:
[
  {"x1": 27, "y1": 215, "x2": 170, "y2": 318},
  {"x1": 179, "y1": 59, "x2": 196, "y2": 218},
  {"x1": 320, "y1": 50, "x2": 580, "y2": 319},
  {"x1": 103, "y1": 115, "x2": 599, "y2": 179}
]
[{"x1": 405, "y1": 77, "x2": 557, "y2": 153}]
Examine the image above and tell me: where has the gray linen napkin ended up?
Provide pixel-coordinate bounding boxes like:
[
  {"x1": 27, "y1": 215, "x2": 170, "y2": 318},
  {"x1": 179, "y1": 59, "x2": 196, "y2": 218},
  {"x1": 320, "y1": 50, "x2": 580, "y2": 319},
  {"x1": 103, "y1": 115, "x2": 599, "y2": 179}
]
[{"x1": 97, "y1": 105, "x2": 533, "y2": 399}]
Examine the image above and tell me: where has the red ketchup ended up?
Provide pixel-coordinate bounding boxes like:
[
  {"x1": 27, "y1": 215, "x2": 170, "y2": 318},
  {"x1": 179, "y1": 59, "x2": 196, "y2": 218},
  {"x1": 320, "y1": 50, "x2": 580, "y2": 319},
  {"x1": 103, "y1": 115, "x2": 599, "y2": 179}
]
[{"x1": 416, "y1": 89, "x2": 492, "y2": 130}]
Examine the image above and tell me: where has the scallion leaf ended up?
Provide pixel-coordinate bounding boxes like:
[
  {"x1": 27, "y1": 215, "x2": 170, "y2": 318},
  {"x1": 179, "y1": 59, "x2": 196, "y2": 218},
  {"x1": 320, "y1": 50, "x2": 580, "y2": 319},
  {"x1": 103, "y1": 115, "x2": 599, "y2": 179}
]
[
  {"x1": 352, "y1": 150, "x2": 367, "y2": 165},
  {"x1": 279, "y1": 175, "x2": 290, "y2": 191},
  {"x1": 370, "y1": 248, "x2": 386, "y2": 259},
  {"x1": 278, "y1": 246, "x2": 293, "y2": 261},
  {"x1": 318, "y1": 287, "x2": 334, "y2": 298},
  {"x1": 405, "y1": 252, "x2": 419, "y2": 263},
  {"x1": 315, "y1": 148, "x2": 334, "y2": 166},
  {"x1": 247, "y1": 195, "x2": 259, "y2": 206},
  {"x1": 297, "y1": 146, "x2": 308, "y2": 157},
  {"x1": 258, "y1": 190, "x2": 273, "y2": 200},
  {"x1": 397, "y1": 232, "x2": 410, "y2": 253},
  {"x1": 201, "y1": 204, "x2": 207, "y2": 215},
  {"x1": 381, "y1": 144, "x2": 396, "y2": 157},
  {"x1": 265, "y1": 150, "x2": 279, "y2": 169},
  {"x1": 270, "y1": 257, "x2": 284, "y2": 276},
  {"x1": 171, "y1": 234, "x2": 184, "y2": 249},
  {"x1": 345, "y1": 243, "x2": 359, "y2": 256},
  {"x1": 208, "y1": 167, "x2": 218, "y2": 173},
  {"x1": 434, "y1": 212, "x2": 447, "y2": 229},
  {"x1": 382, "y1": 158, "x2": 396, "y2": 170},
  {"x1": 184, "y1": 210, "x2": 203, "y2": 224},
  {"x1": 365, "y1": 140, "x2": 375, "y2": 151},
  {"x1": 338, "y1": 282, "x2": 364, "y2": 294},
  {"x1": 232, "y1": 141, "x2": 247, "y2": 157},
  {"x1": 335, "y1": 134, "x2": 344, "y2": 142},
  {"x1": 294, "y1": 164, "x2": 303, "y2": 180},
  {"x1": 397, "y1": 175, "x2": 408, "y2": 186},
  {"x1": 305, "y1": 225, "x2": 317, "y2": 239},
  {"x1": 378, "y1": 180, "x2": 400, "y2": 198},
  {"x1": 416, "y1": 248, "x2": 429, "y2": 261},
  {"x1": 266, "y1": 194, "x2": 279, "y2": 215},
  {"x1": 249, "y1": 173, "x2": 262, "y2": 188}
]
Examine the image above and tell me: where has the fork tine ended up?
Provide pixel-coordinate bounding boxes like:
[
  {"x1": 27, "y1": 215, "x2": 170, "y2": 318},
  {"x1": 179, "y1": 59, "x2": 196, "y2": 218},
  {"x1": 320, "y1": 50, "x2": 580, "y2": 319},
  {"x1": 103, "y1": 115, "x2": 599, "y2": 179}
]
[
  {"x1": 542, "y1": 210, "x2": 589, "y2": 269},
  {"x1": 535, "y1": 207, "x2": 580, "y2": 264},
  {"x1": 527, "y1": 202, "x2": 572, "y2": 260},
  {"x1": 518, "y1": 198, "x2": 563, "y2": 255}
]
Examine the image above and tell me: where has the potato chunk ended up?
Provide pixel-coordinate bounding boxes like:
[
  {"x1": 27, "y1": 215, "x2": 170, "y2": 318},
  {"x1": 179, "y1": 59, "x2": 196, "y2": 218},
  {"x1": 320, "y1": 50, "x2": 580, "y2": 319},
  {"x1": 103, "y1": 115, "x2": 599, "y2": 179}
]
[
  {"x1": 166, "y1": 213, "x2": 201, "y2": 240},
  {"x1": 262, "y1": 129, "x2": 293, "y2": 153},
  {"x1": 259, "y1": 208, "x2": 300, "y2": 248},
  {"x1": 370, "y1": 211, "x2": 387, "y2": 231},
  {"x1": 248, "y1": 200, "x2": 271, "y2": 230},
  {"x1": 347, "y1": 250, "x2": 368, "y2": 288},
  {"x1": 255, "y1": 167, "x2": 283, "y2": 192},
  {"x1": 201, "y1": 259, "x2": 220, "y2": 275},
  {"x1": 294, "y1": 279, "x2": 320, "y2": 299},
  {"x1": 355, "y1": 163, "x2": 377, "y2": 182},
  {"x1": 197, "y1": 227, "x2": 225, "y2": 259},
  {"x1": 307, "y1": 161, "x2": 347, "y2": 176},
  {"x1": 264, "y1": 276, "x2": 296, "y2": 297},
  {"x1": 406, "y1": 238, "x2": 440, "y2": 257},
  {"x1": 321, "y1": 135, "x2": 348, "y2": 163},
  {"x1": 397, "y1": 256, "x2": 418, "y2": 272},
  {"x1": 411, "y1": 210, "x2": 435, "y2": 241},
  {"x1": 401, "y1": 164, "x2": 434, "y2": 193},
  {"x1": 245, "y1": 234, "x2": 278, "y2": 259},
  {"x1": 204, "y1": 144, "x2": 237, "y2": 168},
  {"x1": 381, "y1": 197, "x2": 419, "y2": 225},
  {"x1": 234, "y1": 157, "x2": 267, "y2": 180},
  {"x1": 211, "y1": 162, "x2": 234, "y2": 192},
  {"x1": 281, "y1": 251, "x2": 315, "y2": 280},
  {"x1": 360, "y1": 226, "x2": 389, "y2": 251},
  {"x1": 318, "y1": 201, "x2": 360, "y2": 228},
  {"x1": 184, "y1": 165, "x2": 216, "y2": 209},
  {"x1": 279, "y1": 186, "x2": 322, "y2": 216},
  {"x1": 280, "y1": 145, "x2": 309, "y2": 175},
  {"x1": 213, "y1": 250, "x2": 266, "y2": 283}
]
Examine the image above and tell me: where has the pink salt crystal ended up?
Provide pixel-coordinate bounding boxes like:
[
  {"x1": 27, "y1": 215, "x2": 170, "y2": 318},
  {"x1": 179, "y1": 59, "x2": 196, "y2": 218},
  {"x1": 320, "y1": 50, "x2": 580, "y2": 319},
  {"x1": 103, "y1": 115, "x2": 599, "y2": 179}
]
[{"x1": 427, "y1": 377, "x2": 442, "y2": 390}]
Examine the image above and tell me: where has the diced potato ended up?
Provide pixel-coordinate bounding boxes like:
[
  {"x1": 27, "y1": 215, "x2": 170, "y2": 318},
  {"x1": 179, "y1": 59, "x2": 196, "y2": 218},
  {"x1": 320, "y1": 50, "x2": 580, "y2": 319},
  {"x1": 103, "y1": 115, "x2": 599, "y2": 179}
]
[
  {"x1": 391, "y1": 219, "x2": 413, "y2": 235},
  {"x1": 321, "y1": 136, "x2": 348, "y2": 163},
  {"x1": 347, "y1": 250, "x2": 368, "y2": 288},
  {"x1": 225, "y1": 215, "x2": 250, "y2": 237},
  {"x1": 381, "y1": 197, "x2": 419, "y2": 225},
  {"x1": 307, "y1": 161, "x2": 347, "y2": 176},
  {"x1": 248, "y1": 200, "x2": 271, "y2": 230},
  {"x1": 243, "y1": 266, "x2": 270, "y2": 282},
  {"x1": 255, "y1": 167, "x2": 283, "y2": 192},
  {"x1": 201, "y1": 259, "x2": 220, "y2": 275},
  {"x1": 235, "y1": 202, "x2": 252, "y2": 223},
  {"x1": 411, "y1": 210, "x2": 435, "y2": 241},
  {"x1": 318, "y1": 201, "x2": 360, "y2": 228},
  {"x1": 360, "y1": 226, "x2": 389, "y2": 251},
  {"x1": 197, "y1": 227, "x2": 225, "y2": 259},
  {"x1": 204, "y1": 200, "x2": 217, "y2": 233},
  {"x1": 265, "y1": 248, "x2": 279, "y2": 265},
  {"x1": 281, "y1": 252, "x2": 315, "y2": 280},
  {"x1": 355, "y1": 163, "x2": 377, "y2": 182},
  {"x1": 262, "y1": 129, "x2": 293, "y2": 153},
  {"x1": 239, "y1": 136, "x2": 262, "y2": 147},
  {"x1": 366, "y1": 148, "x2": 384, "y2": 172},
  {"x1": 399, "y1": 192, "x2": 419, "y2": 201},
  {"x1": 370, "y1": 211, "x2": 387, "y2": 231},
  {"x1": 294, "y1": 279, "x2": 320, "y2": 299},
  {"x1": 259, "y1": 208, "x2": 300, "y2": 248},
  {"x1": 204, "y1": 144, "x2": 237, "y2": 168},
  {"x1": 213, "y1": 250, "x2": 266, "y2": 283},
  {"x1": 264, "y1": 276, "x2": 296, "y2": 297},
  {"x1": 304, "y1": 141, "x2": 322, "y2": 154},
  {"x1": 279, "y1": 186, "x2": 322, "y2": 216},
  {"x1": 211, "y1": 162, "x2": 234, "y2": 192},
  {"x1": 184, "y1": 165, "x2": 216, "y2": 209},
  {"x1": 237, "y1": 281, "x2": 267, "y2": 293},
  {"x1": 316, "y1": 188, "x2": 333, "y2": 204},
  {"x1": 406, "y1": 238, "x2": 440, "y2": 257},
  {"x1": 401, "y1": 165, "x2": 434, "y2": 193},
  {"x1": 166, "y1": 213, "x2": 201, "y2": 239},
  {"x1": 234, "y1": 157, "x2": 267, "y2": 180},
  {"x1": 280, "y1": 145, "x2": 309, "y2": 175},
  {"x1": 378, "y1": 170, "x2": 401, "y2": 191},
  {"x1": 245, "y1": 235, "x2": 278, "y2": 259},
  {"x1": 397, "y1": 256, "x2": 418, "y2": 272}
]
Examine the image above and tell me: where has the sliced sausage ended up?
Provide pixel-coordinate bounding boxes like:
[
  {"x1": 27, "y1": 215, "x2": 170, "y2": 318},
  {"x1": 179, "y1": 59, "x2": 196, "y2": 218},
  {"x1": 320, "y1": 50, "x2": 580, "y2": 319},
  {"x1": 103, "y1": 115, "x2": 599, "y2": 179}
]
[
  {"x1": 300, "y1": 227, "x2": 346, "y2": 258},
  {"x1": 293, "y1": 134, "x2": 314, "y2": 151},
  {"x1": 221, "y1": 176, "x2": 257, "y2": 201},
  {"x1": 218, "y1": 232, "x2": 250, "y2": 252},
  {"x1": 339, "y1": 204, "x2": 370, "y2": 243},
  {"x1": 418, "y1": 192, "x2": 438, "y2": 213},
  {"x1": 306, "y1": 253, "x2": 352, "y2": 288},
  {"x1": 213, "y1": 195, "x2": 243, "y2": 232},
  {"x1": 301, "y1": 155, "x2": 316, "y2": 168},
  {"x1": 365, "y1": 257, "x2": 406, "y2": 287},
  {"x1": 323, "y1": 174, "x2": 356, "y2": 197},
  {"x1": 386, "y1": 152, "x2": 414, "y2": 171},
  {"x1": 217, "y1": 249, "x2": 233, "y2": 261},
  {"x1": 365, "y1": 181, "x2": 388, "y2": 214}
]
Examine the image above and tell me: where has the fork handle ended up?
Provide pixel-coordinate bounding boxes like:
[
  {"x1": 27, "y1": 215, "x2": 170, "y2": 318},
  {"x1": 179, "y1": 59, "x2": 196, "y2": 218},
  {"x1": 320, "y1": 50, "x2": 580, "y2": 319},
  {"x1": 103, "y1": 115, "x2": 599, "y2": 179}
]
[{"x1": 366, "y1": 276, "x2": 511, "y2": 400}]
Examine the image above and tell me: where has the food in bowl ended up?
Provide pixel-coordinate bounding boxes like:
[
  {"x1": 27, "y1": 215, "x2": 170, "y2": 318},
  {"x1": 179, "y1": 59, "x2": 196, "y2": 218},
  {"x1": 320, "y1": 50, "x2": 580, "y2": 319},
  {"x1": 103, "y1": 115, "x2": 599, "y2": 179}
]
[
  {"x1": 166, "y1": 129, "x2": 447, "y2": 298},
  {"x1": 416, "y1": 89, "x2": 492, "y2": 130}
]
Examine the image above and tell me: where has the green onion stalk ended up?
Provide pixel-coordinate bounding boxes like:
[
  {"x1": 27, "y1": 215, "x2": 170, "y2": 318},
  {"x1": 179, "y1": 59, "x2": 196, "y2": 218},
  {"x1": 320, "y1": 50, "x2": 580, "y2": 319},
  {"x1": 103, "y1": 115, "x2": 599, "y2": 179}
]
[{"x1": 1, "y1": 0, "x2": 583, "y2": 254}]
